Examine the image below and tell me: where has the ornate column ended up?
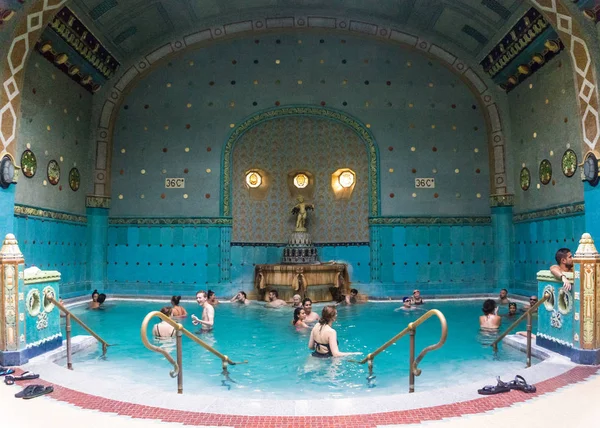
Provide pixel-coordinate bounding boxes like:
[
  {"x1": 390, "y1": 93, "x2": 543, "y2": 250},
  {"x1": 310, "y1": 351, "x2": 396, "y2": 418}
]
[
  {"x1": 0, "y1": 233, "x2": 25, "y2": 365},
  {"x1": 490, "y1": 194, "x2": 514, "y2": 291},
  {"x1": 369, "y1": 223, "x2": 381, "y2": 282},
  {"x1": 220, "y1": 225, "x2": 232, "y2": 283},
  {"x1": 573, "y1": 233, "x2": 600, "y2": 362},
  {"x1": 86, "y1": 196, "x2": 110, "y2": 292}
]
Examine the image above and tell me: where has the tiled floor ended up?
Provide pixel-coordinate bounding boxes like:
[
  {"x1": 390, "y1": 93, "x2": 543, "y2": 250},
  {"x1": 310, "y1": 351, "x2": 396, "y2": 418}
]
[{"x1": 1, "y1": 365, "x2": 598, "y2": 427}]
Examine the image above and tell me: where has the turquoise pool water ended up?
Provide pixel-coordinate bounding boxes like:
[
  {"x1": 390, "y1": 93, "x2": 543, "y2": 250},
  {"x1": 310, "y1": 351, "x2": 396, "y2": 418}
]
[{"x1": 61, "y1": 300, "x2": 537, "y2": 398}]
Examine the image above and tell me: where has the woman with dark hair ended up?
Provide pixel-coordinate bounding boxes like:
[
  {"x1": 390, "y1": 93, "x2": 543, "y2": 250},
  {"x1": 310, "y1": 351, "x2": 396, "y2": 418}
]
[
  {"x1": 479, "y1": 299, "x2": 501, "y2": 330},
  {"x1": 292, "y1": 307, "x2": 309, "y2": 329},
  {"x1": 89, "y1": 290, "x2": 100, "y2": 309},
  {"x1": 308, "y1": 305, "x2": 359, "y2": 357},
  {"x1": 207, "y1": 290, "x2": 219, "y2": 307},
  {"x1": 153, "y1": 306, "x2": 176, "y2": 338},
  {"x1": 170, "y1": 295, "x2": 187, "y2": 317}
]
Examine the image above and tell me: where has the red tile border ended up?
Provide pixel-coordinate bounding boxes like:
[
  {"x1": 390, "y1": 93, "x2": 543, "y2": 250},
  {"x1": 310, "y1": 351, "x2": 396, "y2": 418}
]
[{"x1": 8, "y1": 366, "x2": 599, "y2": 427}]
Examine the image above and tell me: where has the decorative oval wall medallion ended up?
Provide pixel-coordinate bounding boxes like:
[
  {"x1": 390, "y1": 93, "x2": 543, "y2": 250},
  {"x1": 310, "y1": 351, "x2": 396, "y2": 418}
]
[
  {"x1": 43, "y1": 286, "x2": 56, "y2": 313},
  {"x1": 558, "y1": 289, "x2": 573, "y2": 315},
  {"x1": 520, "y1": 167, "x2": 530, "y2": 191},
  {"x1": 47, "y1": 160, "x2": 60, "y2": 185},
  {"x1": 562, "y1": 149, "x2": 577, "y2": 177},
  {"x1": 539, "y1": 159, "x2": 552, "y2": 185},
  {"x1": 26, "y1": 289, "x2": 41, "y2": 317},
  {"x1": 543, "y1": 285, "x2": 555, "y2": 312},
  {"x1": 21, "y1": 149, "x2": 37, "y2": 178},
  {"x1": 69, "y1": 168, "x2": 80, "y2": 191}
]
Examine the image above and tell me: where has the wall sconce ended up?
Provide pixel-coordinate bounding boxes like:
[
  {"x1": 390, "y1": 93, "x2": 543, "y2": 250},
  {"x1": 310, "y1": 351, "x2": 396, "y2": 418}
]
[
  {"x1": 331, "y1": 168, "x2": 356, "y2": 200},
  {"x1": 39, "y1": 41, "x2": 53, "y2": 53},
  {"x1": 0, "y1": 9, "x2": 16, "y2": 23},
  {"x1": 544, "y1": 39, "x2": 560, "y2": 53},
  {"x1": 293, "y1": 173, "x2": 309, "y2": 189},
  {"x1": 245, "y1": 171, "x2": 262, "y2": 188},
  {"x1": 54, "y1": 53, "x2": 68, "y2": 65}
]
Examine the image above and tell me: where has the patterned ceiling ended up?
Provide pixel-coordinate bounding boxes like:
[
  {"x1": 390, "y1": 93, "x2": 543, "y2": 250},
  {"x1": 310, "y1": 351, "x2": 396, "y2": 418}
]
[{"x1": 68, "y1": 0, "x2": 528, "y2": 61}]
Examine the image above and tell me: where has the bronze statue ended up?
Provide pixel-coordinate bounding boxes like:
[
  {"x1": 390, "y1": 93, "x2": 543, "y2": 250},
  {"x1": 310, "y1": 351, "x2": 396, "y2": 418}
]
[{"x1": 291, "y1": 196, "x2": 314, "y2": 232}]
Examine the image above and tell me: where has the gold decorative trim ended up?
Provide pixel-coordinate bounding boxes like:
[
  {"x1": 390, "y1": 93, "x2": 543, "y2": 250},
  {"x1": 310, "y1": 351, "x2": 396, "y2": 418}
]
[
  {"x1": 489, "y1": 194, "x2": 514, "y2": 207},
  {"x1": 369, "y1": 216, "x2": 491, "y2": 226},
  {"x1": 109, "y1": 217, "x2": 233, "y2": 226},
  {"x1": 14, "y1": 204, "x2": 86, "y2": 224},
  {"x1": 86, "y1": 195, "x2": 111, "y2": 209}
]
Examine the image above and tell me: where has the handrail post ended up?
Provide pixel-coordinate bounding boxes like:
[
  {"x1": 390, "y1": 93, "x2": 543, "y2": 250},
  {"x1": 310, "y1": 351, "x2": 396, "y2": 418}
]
[
  {"x1": 176, "y1": 330, "x2": 183, "y2": 394},
  {"x1": 409, "y1": 328, "x2": 416, "y2": 393},
  {"x1": 526, "y1": 311, "x2": 532, "y2": 368},
  {"x1": 66, "y1": 313, "x2": 73, "y2": 370}
]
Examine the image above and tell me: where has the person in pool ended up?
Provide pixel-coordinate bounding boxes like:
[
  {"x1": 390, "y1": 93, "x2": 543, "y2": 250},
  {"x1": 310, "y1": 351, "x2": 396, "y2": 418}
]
[
  {"x1": 90, "y1": 292, "x2": 106, "y2": 310},
  {"x1": 170, "y1": 295, "x2": 187, "y2": 317},
  {"x1": 292, "y1": 307, "x2": 309, "y2": 329},
  {"x1": 308, "y1": 306, "x2": 359, "y2": 358},
  {"x1": 265, "y1": 289, "x2": 287, "y2": 308},
  {"x1": 505, "y1": 302, "x2": 518, "y2": 318},
  {"x1": 89, "y1": 289, "x2": 100, "y2": 309},
  {"x1": 410, "y1": 289, "x2": 424, "y2": 305},
  {"x1": 480, "y1": 299, "x2": 501, "y2": 329},
  {"x1": 497, "y1": 289, "x2": 510, "y2": 305},
  {"x1": 395, "y1": 297, "x2": 417, "y2": 311},
  {"x1": 192, "y1": 290, "x2": 214, "y2": 332},
  {"x1": 292, "y1": 294, "x2": 303, "y2": 308},
  {"x1": 207, "y1": 290, "x2": 219, "y2": 307},
  {"x1": 230, "y1": 291, "x2": 251, "y2": 305},
  {"x1": 153, "y1": 306, "x2": 176, "y2": 338},
  {"x1": 302, "y1": 298, "x2": 320, "y2": 323}
]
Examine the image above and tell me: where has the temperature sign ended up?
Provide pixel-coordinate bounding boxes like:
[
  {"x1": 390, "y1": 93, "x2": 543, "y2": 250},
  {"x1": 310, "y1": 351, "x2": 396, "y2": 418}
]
[
  {"x1": 415, "y1": 178, "x2": 435, "y2": 188},
  {"x1": 165, "y1": 178, "x2": 185, "y2": 188}
]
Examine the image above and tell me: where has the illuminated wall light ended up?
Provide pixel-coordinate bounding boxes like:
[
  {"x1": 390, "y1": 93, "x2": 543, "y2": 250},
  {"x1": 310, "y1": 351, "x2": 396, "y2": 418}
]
[
  {"x1": 533, "y1": 132, "x2": 537, "y2": 138},
  {"x1": 389, "y1": 168, "x2": 394, "y2": 173},
  {"x1": 187, "y1": 103, "x2": 192, "y2": 108},
  {"x1": 206, "y1": 169, "x2": 211, "y2": 173},
  {"x1": 338, "y1": 171, "x2": 355, "y2": 188},
  {"x1": 275, "y1": 59, "x2": 281, "y2": 64},
  {"x1": 183, "y1": 194, "x2": 189, "y2": 199},
  {"x1": 39, "y1": 41, "x2": 52, "y2": 53},
  {"x1": 411, "y1": 147, "x2": 416, "y2": 152},
  {"x1": 474, "y1": 148, "x2": 479, "y2": 153},
  {"x1": 121, "y1": 149, "x2": 126, "y2": 153},
  {"x1": 293, "y1": 173, "x2": 309, "y2": 189},
  {"x1": 230, "y1": 123, "x2": 235, "y2": 128},
  {"x1": 118, "y1": 194, "x2": 124, "y2": 199},
  {"x1": 550, "y1": 150, "x2": 554, "y2": 156},
  {"x1": 455, "y1": 169, "x2": 460, "y2": 173},
  {"x1": 246, "y1": 171, "x2": 262, "y2": 188},
  {"x1": 412, "y1": 193, "x2": 417, "y2": 198},
  {"x1": 476, "y1": 193, "x2": 481, "y2": 198},
  {"x1": 141, "y1": 169, "x2": 146, "y2": 174}
]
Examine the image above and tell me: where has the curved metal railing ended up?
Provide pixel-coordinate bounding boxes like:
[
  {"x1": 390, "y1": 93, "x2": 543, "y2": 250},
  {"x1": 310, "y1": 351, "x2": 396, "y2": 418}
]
[
  {"x1": 350, "y1": 309, "x2": 448, "y2": 393},
  {"x1": 47, "y1": 296, "x2": 112, "y2": 369},
  {"x1": 491, "y1": 292, "x2": 551, "y2": 367},
  {"x1": 140, "y1": 311, "x2": 248, "y2": 393}
]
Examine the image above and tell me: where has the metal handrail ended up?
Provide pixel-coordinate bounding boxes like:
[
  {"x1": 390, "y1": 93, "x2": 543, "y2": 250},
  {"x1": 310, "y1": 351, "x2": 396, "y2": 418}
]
[
  {"x1": 350, "y1": 309, "x2": 448, "y2": 393},
  {"x1": 140, "y1": 311, "x2": 248, "y2": 394},
  {"x1": 48, "y1": 296, "x2": 111, "y2": 369},
  {"x1": 490, "y1": 292, "x2": 550, "y2": 367}
]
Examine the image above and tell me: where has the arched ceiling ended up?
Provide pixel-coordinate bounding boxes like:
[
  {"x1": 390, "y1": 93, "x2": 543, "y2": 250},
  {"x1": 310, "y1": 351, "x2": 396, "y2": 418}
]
[{"x1": 69, "y1": 0, "x2": 528, "y2": 61}]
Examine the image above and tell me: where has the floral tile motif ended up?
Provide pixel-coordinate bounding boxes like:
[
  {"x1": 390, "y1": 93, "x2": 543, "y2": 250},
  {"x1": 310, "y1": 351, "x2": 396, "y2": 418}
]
[{"x1": 562, "y1": 149, "x2": 577, "y2": 177}]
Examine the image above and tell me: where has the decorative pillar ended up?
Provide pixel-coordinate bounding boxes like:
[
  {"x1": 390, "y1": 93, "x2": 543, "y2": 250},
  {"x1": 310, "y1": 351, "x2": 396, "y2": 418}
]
[
  {"x1": 0, "y1": 234, "x2": 25, "y2": 365},
  {"x1": 369, "y1": 223, "x2": 381, "y2": 282},
  {"x1": 86, "y1": 196, "x2": 110, "y2": 292},
  {"x1": 220, "y1": 225, "x2": 232, "y2": 283},
  {"x1": 490, "y1": 195, "x2": 514, "y2": 290}
]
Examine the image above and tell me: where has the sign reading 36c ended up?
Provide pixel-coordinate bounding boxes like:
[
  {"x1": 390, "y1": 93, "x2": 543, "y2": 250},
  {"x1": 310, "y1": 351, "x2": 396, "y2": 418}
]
[
  {"x1": 415, "y1": 178, "x2": 435, "y2": 188},
  {"x1": 165, "y1": 178, "x2": 185, "y2": 188}
]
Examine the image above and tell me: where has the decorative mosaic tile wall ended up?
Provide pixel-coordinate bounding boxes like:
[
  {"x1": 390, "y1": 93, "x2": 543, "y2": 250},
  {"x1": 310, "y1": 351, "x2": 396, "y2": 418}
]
[
  {"x1": 512, "y1": 208, "x2": 585, "y2": 296},
  {"x1": 232, "y1": 117, "x2": 369, "y2": 243},
  {"x1": 509, "y1": 51, "x2": 583, "y2": 214},
  {"x1": 13, "y1": 211, "x2": 88, "y2": 298},
  {"x1": 15, "y1": 56, "x2": 93, "y2": 214},
  {"x1": 110, "y1": 32, "x2": 490, "y2": 217}
]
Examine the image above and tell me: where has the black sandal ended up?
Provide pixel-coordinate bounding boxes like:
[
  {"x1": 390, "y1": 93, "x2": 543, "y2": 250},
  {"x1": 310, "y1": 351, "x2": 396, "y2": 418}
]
[
  {"x1": 508, "y1": 375, "x2": 536, "y2": 393},
  {"x1": 4, "y1": 371, "x2": 40, "y2": 385},
  {"x1": 478, "y1": 377, "x2": 511, "y2": 395}
]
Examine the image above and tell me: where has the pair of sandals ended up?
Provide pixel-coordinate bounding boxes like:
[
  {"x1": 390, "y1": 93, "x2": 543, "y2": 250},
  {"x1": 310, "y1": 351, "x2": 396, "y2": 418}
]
[
  {"x1": 0, "y1": 367, "x2": 15, "y2": 377},
  {"x1": 478, "y1": 375, "x2": 536, "y2": 395},
  {"x1": 4, "y1": 371, "x2": 40, "y2": 385}
]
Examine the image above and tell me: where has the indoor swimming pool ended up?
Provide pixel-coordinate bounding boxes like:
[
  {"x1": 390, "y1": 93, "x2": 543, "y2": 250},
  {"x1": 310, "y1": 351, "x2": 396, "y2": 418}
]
[{"x1": 59, "y1": 299, "x2": 537, "y2": 398}]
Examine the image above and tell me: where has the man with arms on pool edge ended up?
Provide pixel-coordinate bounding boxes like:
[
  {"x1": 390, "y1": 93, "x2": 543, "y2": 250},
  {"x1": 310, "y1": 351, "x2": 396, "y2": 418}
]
[
  {"x1": 265, "y1": 289, "x2": 288, "y2": 308},
  {"x1": 192, "y1": 290, "x2": 214, "y2": 331},
  {"x1": 550, "y1": 248, "x2": 573, "y2": 291}
]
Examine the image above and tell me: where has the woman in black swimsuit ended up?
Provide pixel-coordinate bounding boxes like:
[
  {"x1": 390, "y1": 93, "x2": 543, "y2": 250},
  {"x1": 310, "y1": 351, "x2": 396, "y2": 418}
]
[
  {"x1": 153, "y1": 306, "x2": 176, "y2": 338},
  {"x1": 308, "y1": 306, "x2": 359, "y2": 358}
]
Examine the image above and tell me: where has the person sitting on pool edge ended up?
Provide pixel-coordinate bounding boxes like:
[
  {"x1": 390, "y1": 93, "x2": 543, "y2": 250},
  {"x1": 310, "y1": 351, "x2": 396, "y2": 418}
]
[
  {"x1": 153, "y1": 306, "x2": 176, "y2": 338},
  {"x1": 410, "y1": 289, "x2": 424, "y2": 305},
  {"x1": 230, "y1": 291, "x2": 251, "y2": 305},
  {"x1": 308, "y1": 306, "x2": 359, "y2": 358},
  {"x1": 292, "y1": 307, "x2": 309, "y2": 329},
  {"x1": 302, "y1": 298, "x2": 320, "y2": 323},
  {"x1": 265, "y1": 289, "x2": 287, "y2": 308},
  {"x1": 171, "y1": 295, "x2": 187, "y2": 317},
  {"x1": 192, "y1": 290, "x2": 215, "y2": 332},
  {"x1": 480, "y1": 299, "x2": 501, "y2": 330},
  {"x1": 550, "y1": 247, "x2": 573, "y2": 291},
  {"x1": 207, "y1": 290, "x2": 219, "y2": 307}
]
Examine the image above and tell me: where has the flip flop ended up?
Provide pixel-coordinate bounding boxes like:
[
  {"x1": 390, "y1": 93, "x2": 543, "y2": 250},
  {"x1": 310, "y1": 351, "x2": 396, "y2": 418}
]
[
  {"x1": 478, "y1": 377, "x2": 511, "y2": 395},
  {"x1": 0, "y1": 368, "x2": 15, "y2": 376},
  {"x1": 22, "y1": 384, "x2": 54, "y2": 399},
  {"x1": 508, "y1": 375, "x2": 537, "y2": 393},
  {"x1": 4, "y1": 371, "x2": 40, "y2": 385}
]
